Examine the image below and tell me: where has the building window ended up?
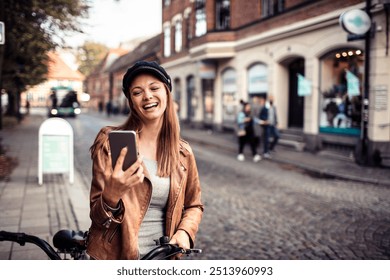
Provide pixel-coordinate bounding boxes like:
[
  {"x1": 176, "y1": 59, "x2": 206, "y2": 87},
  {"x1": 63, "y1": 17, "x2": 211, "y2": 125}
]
[
  {"x1": 216, "y1": 0, "x2": 230, "y2": 30},
  {"x1": 174, "y1": 78, "x2": 181, "y2": 114},
  {"x1": 248, "y1": 63, "x2": 268, "y2": 95},
  {"x1": 319, "y1": 48, "x2": 364, "y2": 136},
  {"x1": 38, "y1": 91, "x2": 46, "y2": 102},
  {"x1": 222, "y1": 68, "x2": 237, "y2": 125},
  {"x1": 261, "y1": 0, "x2": 285, "y2": 17},
  {"x1": 175, "y1": 20, "x2": 182, "y2": 53},
  {"x1": 195, "y1": 0, "x2": 207, "y2": 37},
  {"x1": 164, "y1": 25, "x2": 171, "y2": 57},
  {"x1": 164, "y1": 0, "x2": 171, "y2": 7},
  {"x1": 185, "y1": 16, "x2": 192, "y2": 48},
  {"x1": 26, "y1": 92, "x2": 34, "y2": 101}
]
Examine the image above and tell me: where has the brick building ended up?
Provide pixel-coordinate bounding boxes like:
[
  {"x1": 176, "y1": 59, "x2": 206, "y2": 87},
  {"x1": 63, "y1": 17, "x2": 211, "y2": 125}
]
[
  {"x1": 160, "y1": 0, "x2": 390, "y2": 166},
  {"x1": 106, "y1": 34, "x2": 161, "y2": 115},
  {"x1": 23, "y1": 52, "x2": 84, "y2": 108},
  {"x1": 84, "y1": 48, "x2": 129, "y2": 112}
]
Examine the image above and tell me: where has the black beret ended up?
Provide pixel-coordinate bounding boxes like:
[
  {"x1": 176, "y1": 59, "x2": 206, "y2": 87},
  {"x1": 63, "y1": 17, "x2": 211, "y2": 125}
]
[{"x1": 122, "y1": 61, "x2": 172, "y2": 98}]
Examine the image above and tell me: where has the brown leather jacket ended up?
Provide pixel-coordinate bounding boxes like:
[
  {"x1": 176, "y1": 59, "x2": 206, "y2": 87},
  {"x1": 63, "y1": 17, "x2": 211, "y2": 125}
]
[{"x1": 86, "y1": 130, "x2": 203, "y2": 260}]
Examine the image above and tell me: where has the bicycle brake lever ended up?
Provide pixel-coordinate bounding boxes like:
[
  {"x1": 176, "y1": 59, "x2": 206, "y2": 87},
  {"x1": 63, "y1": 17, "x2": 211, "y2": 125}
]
[{"x1": 182, "y1": 248, "x2": 202, "y2": 255}]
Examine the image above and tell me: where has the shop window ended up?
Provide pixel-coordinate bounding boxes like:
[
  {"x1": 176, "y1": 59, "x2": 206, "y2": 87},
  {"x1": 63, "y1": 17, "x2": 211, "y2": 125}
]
[
  {"x1": 195, "y1": 0, "x2": 207, "y2": 37},
  {"x1": 216, "y1": 0, "x2": 230, "y2": 30},
  {"x1": 319, "y1": 48, "x2": 364, "y2": 136},
  {"x1": 261, "y1": 0, "x2": 285, "y2": 17},
  {"x1": 248, "y1": 63, "x2": 268, "y2": 95},
  {"x1": 222, "y1": 68, "x2": 237, "y2": 124}
]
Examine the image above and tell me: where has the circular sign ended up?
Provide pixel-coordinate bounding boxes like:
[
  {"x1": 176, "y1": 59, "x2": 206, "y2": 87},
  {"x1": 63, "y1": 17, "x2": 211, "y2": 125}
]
[{"x1": 339, "y1": 9, "x2": 371, "y2": 35}]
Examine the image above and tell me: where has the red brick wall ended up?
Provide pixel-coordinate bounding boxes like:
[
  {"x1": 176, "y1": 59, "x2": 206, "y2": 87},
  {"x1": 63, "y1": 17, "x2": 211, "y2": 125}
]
[
  {"x1": 206, "y1": 0, "x2": 216, "y2": 31},
  {"x1": 235, "y1": 0, "x2": 363, "y2": 40},
  {"x1": 162, "y1": 0, "x2": 192, "y2": 23},
  {"x1": 230, "y1": 0, "x2": 261, "y2": 29},
  {"x1": 285, "y1": 0, "x2": 305, "y2": 10},
  {"x1": 161, "y1": 0, "x2": 363, "y2": 63}
]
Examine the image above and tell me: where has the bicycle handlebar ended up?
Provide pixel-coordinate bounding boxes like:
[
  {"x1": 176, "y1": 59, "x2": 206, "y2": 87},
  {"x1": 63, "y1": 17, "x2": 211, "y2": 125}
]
[
  {"x1": 141, "y1": 236, "x2": 202, "y2": 260},
  {"x1": 0, "y1": 231, "x2": 201, "y2": 260},
  {"x1": 0, "y1": 231, "x2": 61, "y2": 260}
]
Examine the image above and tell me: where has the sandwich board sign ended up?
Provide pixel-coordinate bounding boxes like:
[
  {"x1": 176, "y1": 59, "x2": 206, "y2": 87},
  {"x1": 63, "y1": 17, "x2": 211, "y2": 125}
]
[{"x1": 38, "y1": 117, "x2": 74, "y2": 185}]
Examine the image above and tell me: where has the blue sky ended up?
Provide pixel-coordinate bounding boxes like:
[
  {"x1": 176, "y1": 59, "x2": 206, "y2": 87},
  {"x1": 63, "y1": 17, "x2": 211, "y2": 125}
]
[{"x1": 67, "y1": 0, "x2": 162, "y2": 48}]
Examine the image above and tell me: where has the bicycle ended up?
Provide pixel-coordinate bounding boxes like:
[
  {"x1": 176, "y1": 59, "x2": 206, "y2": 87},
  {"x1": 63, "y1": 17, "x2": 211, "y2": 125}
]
[{"x1": 0, "y1": 229, "x2": 201, "y2": 260}]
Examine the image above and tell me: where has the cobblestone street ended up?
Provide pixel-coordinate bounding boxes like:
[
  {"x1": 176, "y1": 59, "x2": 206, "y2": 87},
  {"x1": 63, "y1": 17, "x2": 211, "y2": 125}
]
[
  {"x1": 188, "y1": 144, "x2": 390, "y2": 260},
  {"x1": 1, "y1": 112, "x2": 390, "y2": 261}
]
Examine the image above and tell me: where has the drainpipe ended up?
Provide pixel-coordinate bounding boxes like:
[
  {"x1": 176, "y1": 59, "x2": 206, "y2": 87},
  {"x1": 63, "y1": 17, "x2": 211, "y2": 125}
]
[{"x1": 360, "y1": 0, "x2": 371, "y2": 165}]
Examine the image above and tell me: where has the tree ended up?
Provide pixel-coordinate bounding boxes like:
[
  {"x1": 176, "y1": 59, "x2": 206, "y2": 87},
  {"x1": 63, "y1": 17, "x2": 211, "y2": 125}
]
[
  {"x1": 77, "y1": 41, "x2": 109, "y2": 76},
  {"x1": 0, "y1": 0, "x2": 89, "y2": 119}
]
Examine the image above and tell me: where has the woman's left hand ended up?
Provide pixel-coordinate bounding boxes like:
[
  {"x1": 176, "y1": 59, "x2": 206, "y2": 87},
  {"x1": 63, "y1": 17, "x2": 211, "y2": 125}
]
[{"x1": 169, "y1": 230, "x2": 190, "y2": 254}]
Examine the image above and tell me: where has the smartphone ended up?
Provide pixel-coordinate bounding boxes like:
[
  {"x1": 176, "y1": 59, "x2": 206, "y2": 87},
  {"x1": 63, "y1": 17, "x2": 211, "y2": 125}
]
[{"x1": 108, "y1": 130, "x2": 138, "y2": 171}]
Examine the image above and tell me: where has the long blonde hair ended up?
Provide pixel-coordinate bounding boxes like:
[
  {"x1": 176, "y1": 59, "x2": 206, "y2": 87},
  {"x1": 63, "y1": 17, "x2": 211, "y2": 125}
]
[{"x1": 90, "y1": 84, "x2": 180, "y2": 177}]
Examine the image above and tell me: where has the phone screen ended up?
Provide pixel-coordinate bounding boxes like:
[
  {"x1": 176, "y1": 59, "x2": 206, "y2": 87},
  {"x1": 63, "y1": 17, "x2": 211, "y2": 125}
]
[{"x1": 108, "y1": 131, "x2": 138, "y2": 171}]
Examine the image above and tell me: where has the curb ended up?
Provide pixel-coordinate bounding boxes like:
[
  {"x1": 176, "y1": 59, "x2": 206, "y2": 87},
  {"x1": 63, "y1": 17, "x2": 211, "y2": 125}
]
[{"x1": 182, "y1": 132, "x2": 390, "y2": 188}]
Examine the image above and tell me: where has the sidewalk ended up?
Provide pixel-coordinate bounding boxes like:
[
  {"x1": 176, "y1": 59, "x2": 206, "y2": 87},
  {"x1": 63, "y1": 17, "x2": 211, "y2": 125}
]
[
  {"x1": 180, "y1": 124, "x2": 390, "y2": 187},
  {"x1": 0, "y1": 114, "x2": 90, "y2": 260}
]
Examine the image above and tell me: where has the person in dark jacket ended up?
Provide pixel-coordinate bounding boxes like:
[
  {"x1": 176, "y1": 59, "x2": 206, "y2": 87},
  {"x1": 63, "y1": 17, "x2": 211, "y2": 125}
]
[
  {"x1": 268, "y1": 96, "x2": 280, "y2": 152},
  {"x1": 257, "y1": 95, "x2": 271, "y2": 158},
  {"x1": 236, "y1": 100, "x2": 261, "y2": 162}
]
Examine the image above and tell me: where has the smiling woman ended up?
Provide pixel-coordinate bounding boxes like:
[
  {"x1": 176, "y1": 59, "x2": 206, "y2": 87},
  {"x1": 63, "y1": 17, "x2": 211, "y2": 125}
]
[{"x1": 86, "y1": 60, "x2": 204, "y2": 260}]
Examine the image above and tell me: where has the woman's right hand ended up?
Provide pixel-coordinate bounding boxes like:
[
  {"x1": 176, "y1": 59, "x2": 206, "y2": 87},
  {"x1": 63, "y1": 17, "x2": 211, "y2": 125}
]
[{"x1": 102, "y1": 147, "x2": 144, "y2": 207}]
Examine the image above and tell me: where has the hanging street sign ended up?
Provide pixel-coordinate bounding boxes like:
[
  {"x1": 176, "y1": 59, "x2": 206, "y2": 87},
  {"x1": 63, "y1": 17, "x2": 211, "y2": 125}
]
[
  {"x1": 0, "y1": 22, "x2": 5, "y2": 45},
  {"x1": 339, "y1": 9, "x2": 372, "y2": 35}
]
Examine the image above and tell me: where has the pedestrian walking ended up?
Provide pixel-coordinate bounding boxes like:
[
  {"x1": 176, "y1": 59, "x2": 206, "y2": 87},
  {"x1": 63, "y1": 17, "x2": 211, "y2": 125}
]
[
  {"x1": 257, "y1": 95, "x2": 271, "y2": 158},
  {"x1": 86, "y1": 60, "x2": 204, "y2": 260},
  {"x1": 106, "y1": 100, "x2": 112, "y2": 117},
  {"x1": 268, "y1": 96, "x2": 280, "y2": 152},
  {"x1": 25, "y1": 100, "x2": 30, "y2": 114},
  {"x1": 236, "y1": 100, "x2": 261, "y2": 162}
]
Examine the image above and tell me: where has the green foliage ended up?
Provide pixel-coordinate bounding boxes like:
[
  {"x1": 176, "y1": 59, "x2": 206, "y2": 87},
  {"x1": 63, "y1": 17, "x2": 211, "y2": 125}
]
[
  {"x1": 0, "y1": 0, "x2": 89, "y2": 92},
  {"x1": 77, "y1": 41, "x2": 109, "y2": 76}
]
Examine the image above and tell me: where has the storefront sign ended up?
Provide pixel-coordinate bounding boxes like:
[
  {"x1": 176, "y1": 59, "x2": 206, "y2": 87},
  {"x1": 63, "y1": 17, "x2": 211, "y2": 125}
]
[
  {"x1": 374, "y1": 85, "x2": 388, "y2": 111},
  {"x1": 42, "y1": 135, "x2": 70, "y2": 172},
  {"x1": 297, "y1": 74, "x2": 312, "y2": 96},
  {"x1": 38, "y1": 118, "x2": 74, "y2": 185},
  {"x1": 346, "y1": 70, "x2": 360, "y2": 96},
  {"x1": 0, "y1": 21, "x2": 4, "y2": 45},
  {"x1": 339, "y1": 9, "x2": 371, "y2": 35}
]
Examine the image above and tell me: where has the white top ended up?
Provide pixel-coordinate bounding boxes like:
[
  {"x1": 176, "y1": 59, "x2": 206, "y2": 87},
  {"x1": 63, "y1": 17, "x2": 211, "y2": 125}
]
[{"x1": 137, "y1": 158, "x2": 170, "y2": 258}]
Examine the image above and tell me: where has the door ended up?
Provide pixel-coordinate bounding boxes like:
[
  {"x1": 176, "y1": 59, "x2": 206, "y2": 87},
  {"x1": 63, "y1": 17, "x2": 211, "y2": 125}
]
[
  {"x1": 202, "y1": 79, "x2": 214, "y2": 128},
  {"x1": 288, "y1": 58, "x2": 305, "y2": 128}
]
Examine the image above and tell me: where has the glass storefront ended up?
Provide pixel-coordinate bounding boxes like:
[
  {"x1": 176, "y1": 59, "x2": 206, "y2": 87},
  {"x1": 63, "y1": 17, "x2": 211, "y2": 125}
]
[{"x1": 319, "y1": 48, "x2": 364, "y2": 136}]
